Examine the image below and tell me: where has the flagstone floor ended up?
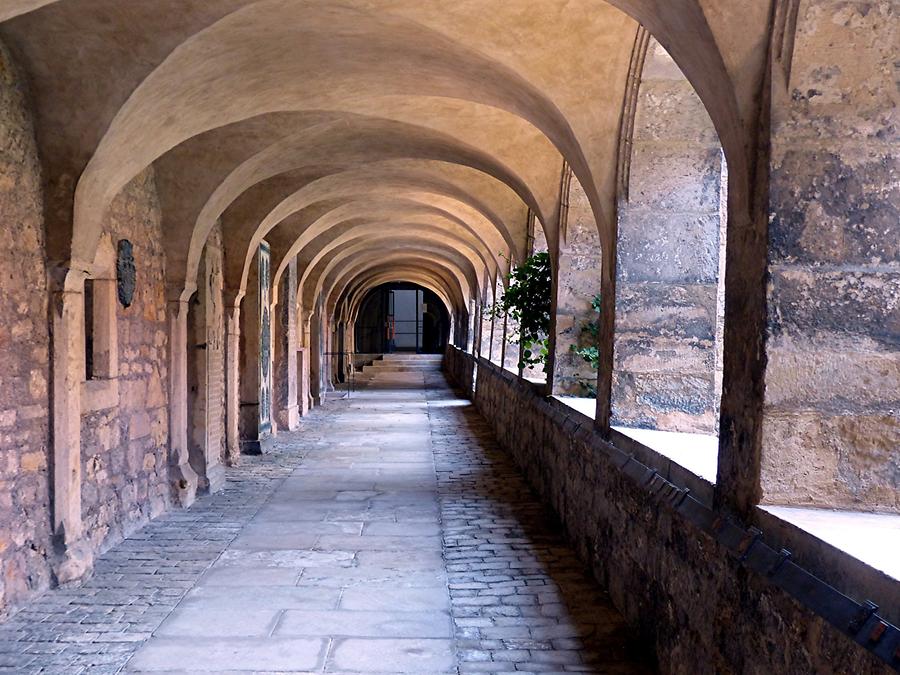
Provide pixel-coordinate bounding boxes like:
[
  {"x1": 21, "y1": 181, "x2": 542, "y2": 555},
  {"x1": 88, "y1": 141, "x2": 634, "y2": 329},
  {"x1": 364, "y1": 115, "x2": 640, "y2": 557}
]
[{"x1": 0, "y1": 371, "x2": 649, "y2": 674}]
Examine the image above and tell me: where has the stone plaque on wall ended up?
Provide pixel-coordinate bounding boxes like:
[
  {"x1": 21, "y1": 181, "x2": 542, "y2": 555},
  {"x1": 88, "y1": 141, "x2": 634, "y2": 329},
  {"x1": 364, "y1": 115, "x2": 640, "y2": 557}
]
[
  {"x1": 116, "y1": 239, "x2": 135, "y2": 308},
  {"x1": 258, "y1": 242, "x2": 272, "y2": 438}
]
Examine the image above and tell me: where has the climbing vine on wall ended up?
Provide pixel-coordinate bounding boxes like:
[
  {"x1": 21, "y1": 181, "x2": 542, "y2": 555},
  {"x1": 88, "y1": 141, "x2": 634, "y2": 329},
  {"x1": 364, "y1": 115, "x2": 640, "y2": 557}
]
[
  {"x1": 570, "y1": 293, "x2": 602, "y2": 396},
  {"x1": 494, "y1": 252, "x2": 552, "y2": 372}
]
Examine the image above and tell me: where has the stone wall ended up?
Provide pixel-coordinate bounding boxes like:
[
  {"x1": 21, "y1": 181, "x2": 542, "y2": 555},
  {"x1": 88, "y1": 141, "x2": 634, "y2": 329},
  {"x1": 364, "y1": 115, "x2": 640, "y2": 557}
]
[
  {"x1": 0, "y1": 40, "x2": 52, "y2": 616},
  {"x1": 553, "y1": 172, "x2": 603, "y2": 396},
  {"x1": 613, "y1": 38, "x2": 725, "y2": 434},
  {"x1": 458, "y1": 354, "x2": 892, "y2": 675},
  {"x1": 80, "y1": 169, "x2": 170, "y2": 554},
  {"x1": 761, "y1": 0, "x2": 899, "y2": 512}
]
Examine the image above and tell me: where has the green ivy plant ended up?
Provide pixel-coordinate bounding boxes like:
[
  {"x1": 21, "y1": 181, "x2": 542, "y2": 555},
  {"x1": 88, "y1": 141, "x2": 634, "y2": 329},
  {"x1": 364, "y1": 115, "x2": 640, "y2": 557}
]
[
  {"x1": 570, "y1": 293, "x2": 602, "y2": 396},
  {"x1": 494, "y1": 252, "x2": 552, "y2": 372}
]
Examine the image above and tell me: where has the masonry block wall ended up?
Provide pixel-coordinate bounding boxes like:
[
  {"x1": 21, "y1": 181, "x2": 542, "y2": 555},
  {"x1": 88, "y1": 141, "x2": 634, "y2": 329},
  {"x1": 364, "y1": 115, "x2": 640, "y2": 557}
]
[
  {"x1": 761, "y1": 0, "x2": 899, "y2": 512},
  {"x1": 80, "y1": 169, "x2": 171, "y2": 553},
  {"x1": 458, "y1": 355, "x2": 890, "y2": 675},
  {"x1": 613, "y1": 38, "x2": 725, "y2": 434},
  {"x1": 553, "y1": 172, "x2": 603, "y2": 396},
  {"x1": 0, "y1": 40, "x2": 52, "y2": 615}
]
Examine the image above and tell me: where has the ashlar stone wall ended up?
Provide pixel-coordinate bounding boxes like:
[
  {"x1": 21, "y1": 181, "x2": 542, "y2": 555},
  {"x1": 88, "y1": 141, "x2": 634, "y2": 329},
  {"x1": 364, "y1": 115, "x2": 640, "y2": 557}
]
[
  {"x1": 553, "y1": 171, "x2": 603, "y2": 396},
  {"x1": 613, "y1": 38, "x2": 726, "y2": 434},
  {"x1": 762, "y1": 0, "x2": 899, "y2": 511},
  {"x1": 80, "y1": 169, "x2": 170, "y2": 553},
  {"x1": 0, "y1": 39, "x2": 52, "y2": 616}
]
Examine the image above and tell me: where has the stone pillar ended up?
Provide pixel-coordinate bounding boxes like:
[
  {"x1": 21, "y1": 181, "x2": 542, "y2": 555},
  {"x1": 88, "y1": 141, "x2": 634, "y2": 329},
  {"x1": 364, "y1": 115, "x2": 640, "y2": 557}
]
[
  {"x1": 224, "y1": 302, "x2": 241, "y2": 465},
  {"x1": 466, "y1": 299, "x2": 478, "y2": 354},
  {"x1": 297, "y1": 346, "x2": 310, "y2": 416},
  {"x1": 50, "y1": 279, "x2": 93, "y2": 583},
  {"x1": 187, "y1": 235, "x2": 226, "y2": 495},
  {"x1": 503, "y1": 313, "x2": 521, "y2": 372},
  {"x1": 472, "y1": 303, "x2": 482, "y2": 358},
  {"x1": 167, "y1": 299, "x2": 200, "y2": 507},
  {"x1": 479, "y1": 280, "x2": 493, "y2": 358},
  {"x1": 759, "y1": 0, "x2": 899, "y2": 512},
  {"x1": 552, "y1": 170, "x2": 603, "y2": 397},
  {"x1": 490, "y1": 280, "x2": 504, "y2": 364},
  {"x1": 275, "y1": 258, "x2": 299, "y2": 430},
  {"x1": 309, "y1": 309, "x2": 323, "y2": 406},
  {"x1": 239, "y1": 243, "x2": 274, "y2": 453}
]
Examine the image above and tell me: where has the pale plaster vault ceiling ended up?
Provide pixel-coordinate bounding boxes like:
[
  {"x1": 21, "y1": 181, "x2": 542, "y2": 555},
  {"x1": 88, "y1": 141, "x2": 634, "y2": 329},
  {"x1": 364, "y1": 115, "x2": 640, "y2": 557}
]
[{"x1": 0, "y1": 0, "x2": 770, "y2": 315}]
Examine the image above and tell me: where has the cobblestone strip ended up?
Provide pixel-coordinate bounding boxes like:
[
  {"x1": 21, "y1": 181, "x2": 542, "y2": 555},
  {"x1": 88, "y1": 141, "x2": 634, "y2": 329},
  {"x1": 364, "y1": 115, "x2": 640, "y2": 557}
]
[
  {"x1": 426, "y1": 374, "x2": 647, "y2": 675},
  {"x1": 0, "y1": 420, "x2": 327, "y2": 674}
]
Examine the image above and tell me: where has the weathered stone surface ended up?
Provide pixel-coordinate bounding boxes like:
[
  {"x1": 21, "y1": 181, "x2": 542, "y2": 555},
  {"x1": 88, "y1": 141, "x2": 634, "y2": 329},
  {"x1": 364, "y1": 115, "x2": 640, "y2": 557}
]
[
  {"x1": 761, "y1": 411, "x2": 900, "y2": 511},
  {"x1": 188, "y1": 223, "x2": 227, "y2": 493},
  {"x1": 762, "y1": 0, "x2": 899, "y2": 510},
  {"x1": 0, "y1": 39, "x2": 52, "y2": 617},
  {"x1": 613, "y1": 38, "x2": 725, "y2": 435},
  {"x1": 80, "y1": 169, "x2": 171, "y2": 554},
  {"x1": 553, "y1": 173, "x2": 603, "y2": 396}
]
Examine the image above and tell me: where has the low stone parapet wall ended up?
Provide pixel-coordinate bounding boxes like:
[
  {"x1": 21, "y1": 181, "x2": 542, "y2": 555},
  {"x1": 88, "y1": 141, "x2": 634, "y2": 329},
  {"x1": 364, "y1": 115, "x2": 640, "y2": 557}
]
[{"x1": 464, "y1": 353, "x2": 895, "y2": 675}]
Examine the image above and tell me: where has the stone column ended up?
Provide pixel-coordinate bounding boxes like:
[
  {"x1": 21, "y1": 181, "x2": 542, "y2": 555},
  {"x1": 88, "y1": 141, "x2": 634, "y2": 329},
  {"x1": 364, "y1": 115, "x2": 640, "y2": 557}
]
[
  {"x1": 309, "y1": 309, "x2": 323, "y2": 406},
  {"x1": 479, "y1": 280, "x2": 493, "y2": 359},
  {"x1": 466, "y1": 299, "x2": 478, "y2": 354},
  {"x1": 50, "y1": 278, "x2": 93, "y2": 584},
  {"x1": 552, "y1": 171, "x2": 603, "y2": 396},
  {"x1": 297, "y1": 346, "x2": 310, "y2": 416},
  {"x1": 239, "y1": 243, "x2": 274, "y2": 453},
  {"x1": 224, "y1": 302, "x2": 241, "y2": 465},
  {"x1": 503, "y1": 313, "x2": 521, "y2": 372},
  {"x1": 489, "y1": 280, "x2": 504, "y2": 364},
  {"x1": 274, "y1": 258, "x2": 299, "y2": 430},
  {"x1": 167, "y1": 299, "x2": 199, "y2": 507},
  {"x1": 187, "y1": 236, "x2": 226, "y2": 494}
]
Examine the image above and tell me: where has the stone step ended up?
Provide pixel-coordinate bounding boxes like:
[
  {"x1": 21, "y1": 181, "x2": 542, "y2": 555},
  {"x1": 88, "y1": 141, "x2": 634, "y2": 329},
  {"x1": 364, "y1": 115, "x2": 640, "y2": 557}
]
[
  {"x1": 380, "y1": 354, "x2": 443, "y2": 361},
  {"x1": 361, "y1": 364, "x2": 442, "y2": 374}
]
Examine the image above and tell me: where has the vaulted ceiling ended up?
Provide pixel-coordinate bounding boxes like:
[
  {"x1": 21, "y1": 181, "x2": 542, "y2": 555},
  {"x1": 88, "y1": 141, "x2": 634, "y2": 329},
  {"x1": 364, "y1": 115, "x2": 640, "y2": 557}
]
[{"x1": 0, "y1": 0, "x2": 769, "y2": 315}]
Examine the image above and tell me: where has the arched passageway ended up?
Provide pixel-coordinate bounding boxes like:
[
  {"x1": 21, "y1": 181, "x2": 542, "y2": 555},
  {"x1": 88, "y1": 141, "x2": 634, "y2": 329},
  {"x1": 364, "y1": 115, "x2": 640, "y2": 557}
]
[{"x1": 0, "y1": 1, "x2": 896, "y2": 672}]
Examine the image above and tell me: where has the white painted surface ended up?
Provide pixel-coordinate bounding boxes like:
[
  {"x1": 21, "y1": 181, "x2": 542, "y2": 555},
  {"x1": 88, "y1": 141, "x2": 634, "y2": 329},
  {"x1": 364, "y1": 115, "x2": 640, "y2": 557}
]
[
  {"x1": 761, "y1": 506, "x2": 900, "y2": 582},
  {"x1": 612, "y1": 427, "x2": 719, "y2": 483},
  {"x1": 553, "y1": 397, "x2": 719, "y2": 482}
]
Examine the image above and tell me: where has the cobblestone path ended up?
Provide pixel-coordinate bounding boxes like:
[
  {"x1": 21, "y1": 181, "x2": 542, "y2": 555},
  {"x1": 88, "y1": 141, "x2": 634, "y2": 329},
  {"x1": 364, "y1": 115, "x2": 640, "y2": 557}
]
[
  {"x1": 0, "y1": 370, "x2": 647, "y2": 674},
  {"x1": 427, "y1": 375, "x2": 646, "y2": 674}
]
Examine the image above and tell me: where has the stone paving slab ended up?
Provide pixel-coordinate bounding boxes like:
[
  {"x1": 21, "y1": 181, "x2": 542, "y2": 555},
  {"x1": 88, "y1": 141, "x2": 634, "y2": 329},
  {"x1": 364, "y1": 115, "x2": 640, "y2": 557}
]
[{"x1": 0, "y1": 369, "x2": 650, "y2": 674}]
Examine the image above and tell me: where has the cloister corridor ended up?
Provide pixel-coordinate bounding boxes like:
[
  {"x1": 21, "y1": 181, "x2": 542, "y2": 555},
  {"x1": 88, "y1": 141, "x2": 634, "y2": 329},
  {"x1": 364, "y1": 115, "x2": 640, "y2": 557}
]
[
  {"x1": 0, "y1": 369, "x2": 645, "y2": 674},
  {"x1": 0, "y1": 1, "x2": 896, "y2": 672}
]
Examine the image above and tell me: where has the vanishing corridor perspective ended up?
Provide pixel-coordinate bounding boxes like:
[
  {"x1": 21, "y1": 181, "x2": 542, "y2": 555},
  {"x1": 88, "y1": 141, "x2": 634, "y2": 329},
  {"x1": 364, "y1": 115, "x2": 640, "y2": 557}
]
[{"x1": 0, "y1": 0, "x2": 897, "y2": 673}]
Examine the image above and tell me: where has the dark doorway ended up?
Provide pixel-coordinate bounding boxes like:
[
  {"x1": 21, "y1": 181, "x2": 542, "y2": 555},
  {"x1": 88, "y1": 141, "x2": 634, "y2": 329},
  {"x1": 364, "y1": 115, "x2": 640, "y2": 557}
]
[{"x1": 355, "y1": 282, "x2": 450, "y2": 354}]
